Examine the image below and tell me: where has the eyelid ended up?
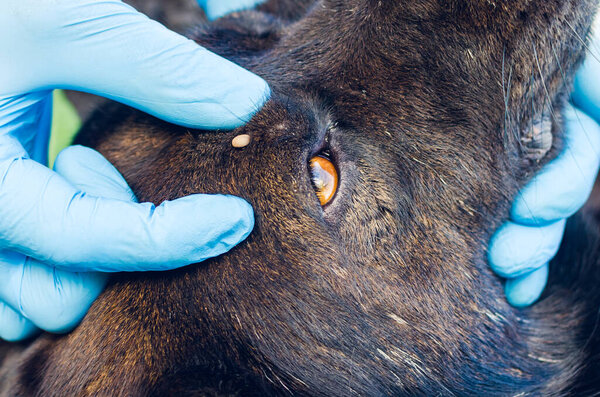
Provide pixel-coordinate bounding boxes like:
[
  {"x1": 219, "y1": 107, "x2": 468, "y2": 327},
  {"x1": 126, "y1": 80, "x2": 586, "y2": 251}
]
[{"x1": 308, "y1": 120, "x2": 337, "y2": 159}]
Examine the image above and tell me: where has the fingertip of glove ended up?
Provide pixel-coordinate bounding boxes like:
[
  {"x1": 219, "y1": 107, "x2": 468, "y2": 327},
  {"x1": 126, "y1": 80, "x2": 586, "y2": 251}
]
[
  {"x1": 505, "y1": 264, "x2": 549, "y2": 308},
  {"x1": 204, "y1": 194, "x2": 255, "y2": 236},
  {"x1": 488, "y1": 223, "x2": 538, "y2": 277},
  {"x1": 53, "y1": 145, "x2": 98, "y2": 171},
  {"x1": 41, "y1": 317, "x2": 82, "y2": 335},
  {"x1": 237, "y1": 198, "x2": 255, "y2": 241},
  {"x1": 195, "y1": 195, "x2": 255, "y2": 256},
  {"x1": 30, "y1": 298, "x2": 94, "y2": 334},
  {"x1": 53, "y1": 145, "x2": 137, "y2": 202},
  {"x1": 153, "y1": 194, "x2": 255, "y2": 265},
  {"x1": 0, "y1": 325, "x2": 38, "y2": 343},
  {"x1": 489, "y1": 220, "x2": 564, "y2": 278},
  {"x1": 219, "y1": 74, "x2": 271, "y2": 130},
  {"x1": 0, "y1": 302, "x2": 39, "y2": 342},
  {"x1": 199, "y1": 0, "x2": 267, "y2": 20}
]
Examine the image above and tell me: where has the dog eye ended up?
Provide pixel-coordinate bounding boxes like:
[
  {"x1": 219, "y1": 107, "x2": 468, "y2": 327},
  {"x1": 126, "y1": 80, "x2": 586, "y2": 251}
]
[{"x1": 309, "y1": 154, "x2": 338, "y2": 206}]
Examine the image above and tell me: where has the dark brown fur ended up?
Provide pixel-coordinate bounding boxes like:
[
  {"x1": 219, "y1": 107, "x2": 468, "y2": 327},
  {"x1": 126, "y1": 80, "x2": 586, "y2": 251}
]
[{"x1": 2, "y1": 0, "x2": 600, "y2": 395}]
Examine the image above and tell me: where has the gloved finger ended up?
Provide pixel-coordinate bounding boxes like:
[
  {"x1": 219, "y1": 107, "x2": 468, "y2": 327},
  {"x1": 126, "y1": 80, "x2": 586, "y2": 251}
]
[
  {"x1": 510, "y1": 105, "x2": 600, "y2": 225},
  {"x1": 197, "y1": 0, "x2": 267, "y2": 20},
  {"x1": 54, "y1": 145, "x2": 137, "y2": 203},
  {"x1": 0, "y1": 250, "x2": 107, "y2": 334},
  {"x1": 1, "y1": 0, "x2": 270, "y2": 130},
  {"x1": 571, "y1": 16, "x2": 600, "y2": 124},
  {"x1": 488, "y1": 219, "x2": 565, "y2": 278},
  {"x1": 504, "y1": 263, "x2": 549, "y2": 308},
  {"x1": 0, "y1": 146, "x2": 140, "y2": 334},
  {"x1": 0, "y1": 152, "x2": 255, "y2": 272},
  {"x1": 0, "y1": 300, "x2": 38, "y2": 342}
]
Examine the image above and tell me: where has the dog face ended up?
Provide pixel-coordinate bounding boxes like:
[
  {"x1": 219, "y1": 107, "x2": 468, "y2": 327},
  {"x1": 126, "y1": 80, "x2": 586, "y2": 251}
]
[{"x1": 6, "y1": 0, "x2": 598, "y2": 395}]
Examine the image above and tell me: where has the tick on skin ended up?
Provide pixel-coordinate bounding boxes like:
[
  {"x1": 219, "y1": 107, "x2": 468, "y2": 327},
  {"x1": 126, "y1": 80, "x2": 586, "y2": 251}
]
[{"x1": 232, "y1": 134, "x2": 251, "y2": 148}]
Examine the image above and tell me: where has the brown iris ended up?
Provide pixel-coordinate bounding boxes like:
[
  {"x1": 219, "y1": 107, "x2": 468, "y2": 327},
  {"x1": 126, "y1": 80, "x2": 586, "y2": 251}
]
[{"x1": 309, "y1": 155, "x2": 339, "y2": 206}]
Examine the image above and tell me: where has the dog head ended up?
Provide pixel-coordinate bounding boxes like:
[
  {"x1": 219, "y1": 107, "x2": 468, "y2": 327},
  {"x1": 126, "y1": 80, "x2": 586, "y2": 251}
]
[{"x1": 11, "y1": 1, "x2": 599, "y2": 395}]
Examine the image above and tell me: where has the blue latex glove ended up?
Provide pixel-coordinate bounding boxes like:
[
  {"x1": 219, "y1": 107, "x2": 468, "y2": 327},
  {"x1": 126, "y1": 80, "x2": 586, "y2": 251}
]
[
  {"x1": 489, "y1": 23, "x2": 600, "y2": 307},
  {"x1": 198, "y1": 0, "x2": 267, "y2": 20},
  {"x1": 0, "y1": 0, "x2": 270, "y2": 341}
]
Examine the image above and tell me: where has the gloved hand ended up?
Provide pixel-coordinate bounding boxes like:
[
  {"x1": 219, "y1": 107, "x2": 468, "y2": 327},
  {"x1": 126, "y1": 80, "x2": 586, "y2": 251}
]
[
  {"x1": 489, "y1": 23, "x2": 600, "y2": 307},
  {"x1": 0, "y1": 0, "x2": 270, "y2": 341}
]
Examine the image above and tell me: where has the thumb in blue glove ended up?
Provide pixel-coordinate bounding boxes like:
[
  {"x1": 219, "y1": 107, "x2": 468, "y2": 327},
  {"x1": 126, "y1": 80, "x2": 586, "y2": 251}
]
[
  {"x1": 489, "y1": 89, "x2": 600, "y2": 307},
  {"x1": 0, "y1": 0, "x2": 270, "y2": 341}
]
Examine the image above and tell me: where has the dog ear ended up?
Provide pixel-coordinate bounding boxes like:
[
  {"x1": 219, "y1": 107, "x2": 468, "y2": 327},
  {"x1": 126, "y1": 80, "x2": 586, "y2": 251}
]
[
  {"x1": 343, "y1": 0, "x2": 596, "y2": 164},
  {"x1": 497, "y1": 0, "x2": 597, "y2": 163}
]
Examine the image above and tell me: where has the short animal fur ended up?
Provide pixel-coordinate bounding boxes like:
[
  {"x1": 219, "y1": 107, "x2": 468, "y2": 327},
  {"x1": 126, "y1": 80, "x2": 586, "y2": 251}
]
[{"x1": 1, "y1": 0, "x2": 599, "y2": 395}]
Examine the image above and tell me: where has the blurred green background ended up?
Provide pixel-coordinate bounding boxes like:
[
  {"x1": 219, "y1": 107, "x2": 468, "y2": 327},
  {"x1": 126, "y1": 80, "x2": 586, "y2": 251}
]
[{"x1": 49, "y1": 90, "x2": 82, "y2": 168}]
